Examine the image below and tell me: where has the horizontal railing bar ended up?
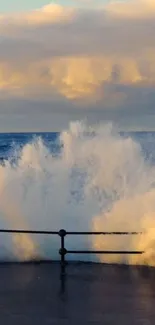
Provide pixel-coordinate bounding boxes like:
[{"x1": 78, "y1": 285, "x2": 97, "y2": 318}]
[
  {"x1": 0, "y1": 230, "x2": 142, "y2": 235},
  {"x1": 0, "y1": 229, "x2": 59, "y2": 235},
  {"x1": 67, "y1": 250, "x2": 144, "y2": 254},
  {"x1": 66, "y1": 231, "x2": 142, "y2": 235}
]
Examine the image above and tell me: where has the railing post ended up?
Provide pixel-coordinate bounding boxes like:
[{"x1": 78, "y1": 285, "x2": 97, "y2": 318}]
[{"x1": 59, "y1": 229, "x2": 67, "y2": 274}]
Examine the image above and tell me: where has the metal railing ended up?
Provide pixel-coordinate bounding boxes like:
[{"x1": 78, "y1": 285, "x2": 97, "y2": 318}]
[{"x1": 0, "y1": 228, "x2": 144, "y2": 273}]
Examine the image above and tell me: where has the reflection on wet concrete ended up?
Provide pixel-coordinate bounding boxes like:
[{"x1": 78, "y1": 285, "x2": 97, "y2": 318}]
[{"x1": 0, "y1": 262, "x2": 155, "y2": 324}]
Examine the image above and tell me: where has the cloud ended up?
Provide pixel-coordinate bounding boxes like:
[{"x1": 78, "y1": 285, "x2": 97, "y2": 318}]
[
  {"x1": 0, "y1": 0, "x2": 155, "y2": 130},
  {"x1": 106, "y1": 0, "x2": 155, "y2": 19},
  {"x1": 0, "y1": 4, "x2": 75, "y2": 26}
]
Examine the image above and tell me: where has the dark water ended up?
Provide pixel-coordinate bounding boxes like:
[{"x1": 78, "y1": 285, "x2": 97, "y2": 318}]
[
  {"x1": 0, "y1": 262, "x2": 155, "y2": 324},
  {"x1": 0, "y1": 132, "x2": 58, "y2": 161},
  {"x1": 0, "y1": 131, "x2": 155, "y2": 162}
]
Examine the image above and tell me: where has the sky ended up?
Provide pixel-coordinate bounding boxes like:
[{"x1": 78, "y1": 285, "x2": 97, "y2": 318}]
[
  {"x1": 0, "y1": 0, "x2": 155, "y2": 131},
  {"x1": 0, "y1": 0, "x2": 109, "y2": 12}
]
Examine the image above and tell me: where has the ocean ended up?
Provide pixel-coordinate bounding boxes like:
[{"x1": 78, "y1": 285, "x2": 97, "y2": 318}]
[{"x1": 0, "y1": 122, "x2": 155, "y2": 266}]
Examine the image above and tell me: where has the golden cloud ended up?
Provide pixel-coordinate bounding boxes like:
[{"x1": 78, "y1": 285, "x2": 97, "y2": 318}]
[
  {"x1": 106, "y1": 0, "x2": 155, "y2": 19},
  {"x1": 0, "y1": 0, "x2": 154, "y2": 107}
]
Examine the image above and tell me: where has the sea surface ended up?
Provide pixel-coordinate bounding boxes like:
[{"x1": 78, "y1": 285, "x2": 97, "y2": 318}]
[{"x1": 0, "y1": 130, "x2": 155, "y2": 164}]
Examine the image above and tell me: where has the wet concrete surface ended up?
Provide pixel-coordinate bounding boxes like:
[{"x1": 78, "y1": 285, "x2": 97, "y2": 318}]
[{"x1": 0, "y1": 262, "x2": 155, "y2": 324}]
